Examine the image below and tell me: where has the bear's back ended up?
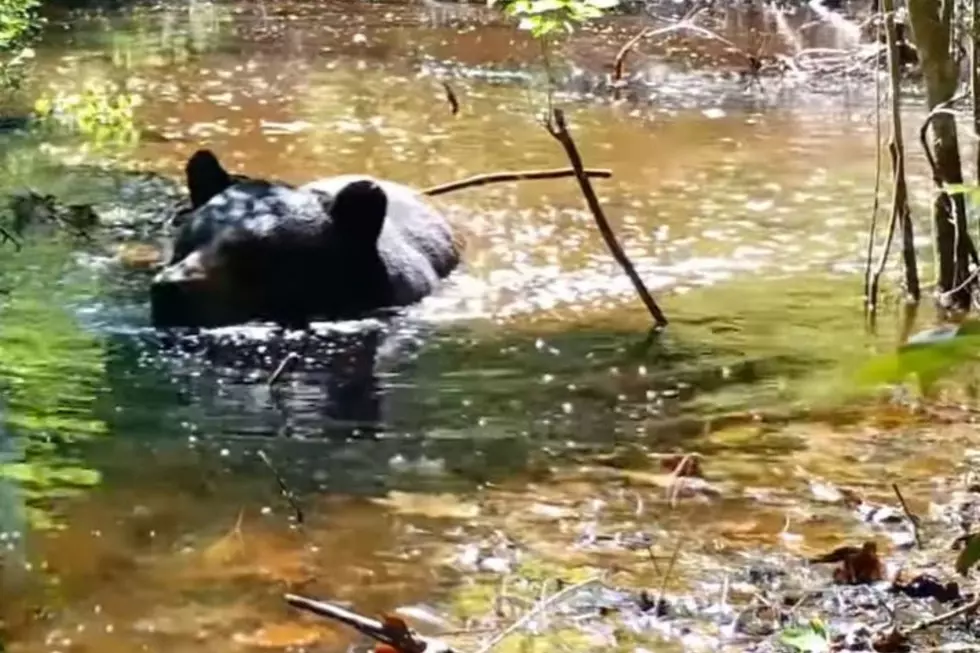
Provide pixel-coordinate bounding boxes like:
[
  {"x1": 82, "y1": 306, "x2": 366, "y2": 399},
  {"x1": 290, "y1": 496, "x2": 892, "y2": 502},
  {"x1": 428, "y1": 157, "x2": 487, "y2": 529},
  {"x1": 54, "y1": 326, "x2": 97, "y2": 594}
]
[
  {"x1": 171, "y1": 180, "x2": 327, "y2": 264},
  {"x1": 301, "y1": 175, "x2": 460, "y2": 281}
]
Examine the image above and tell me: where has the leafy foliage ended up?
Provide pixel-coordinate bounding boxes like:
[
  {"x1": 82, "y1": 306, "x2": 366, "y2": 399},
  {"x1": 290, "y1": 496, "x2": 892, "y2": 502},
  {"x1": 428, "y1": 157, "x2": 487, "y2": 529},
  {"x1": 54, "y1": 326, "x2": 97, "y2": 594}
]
[
  {"x1": 0, "y1": 0, "x2": 41, "y2": 96},
  {"x1": 489, "y1": 0, "x2": 619, "y2": 38},
  {"x1": 0, "y1": 0, "x2": 39, "y2": 52},
  {"x1": 955, "y1": 533, "x2": 980, "y2": 576},
  {"x1": 854, "y1": 321, "x2": 980, "y2": 394},
  {"x1": 779, "y1": 618, "x2": 831, "y2": 653},
  {"x1": 33, "y1": 81, "x2": 142, "y2": 150},
  {"x1": 0, "y1": 139, "x2": 111, "y2": 528}
]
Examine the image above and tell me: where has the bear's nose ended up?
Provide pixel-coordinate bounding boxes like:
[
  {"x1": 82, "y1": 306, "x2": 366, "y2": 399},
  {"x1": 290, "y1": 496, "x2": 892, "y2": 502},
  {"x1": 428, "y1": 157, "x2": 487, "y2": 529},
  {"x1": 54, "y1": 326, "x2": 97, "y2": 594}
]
[
  {"x1": 149, "y1": 254, "x2": 221, "y2": 327},
  {"x1": 150, "y1": 275, "x2": 222, "y2": 326}
]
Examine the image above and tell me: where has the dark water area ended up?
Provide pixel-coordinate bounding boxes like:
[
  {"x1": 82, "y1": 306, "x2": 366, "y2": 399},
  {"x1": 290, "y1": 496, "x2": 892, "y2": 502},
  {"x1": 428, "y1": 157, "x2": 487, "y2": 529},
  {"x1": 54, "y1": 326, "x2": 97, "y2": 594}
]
[{"x1": 0, "y1": 1, "x2": 976, "y2": 652}]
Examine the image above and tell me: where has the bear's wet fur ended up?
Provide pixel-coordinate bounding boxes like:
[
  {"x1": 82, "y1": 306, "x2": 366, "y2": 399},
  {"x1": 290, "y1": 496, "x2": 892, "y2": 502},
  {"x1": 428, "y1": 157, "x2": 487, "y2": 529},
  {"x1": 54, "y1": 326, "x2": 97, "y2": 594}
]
[{"x1": 150, "y1": 149, "x2": 462, "y2": 329}]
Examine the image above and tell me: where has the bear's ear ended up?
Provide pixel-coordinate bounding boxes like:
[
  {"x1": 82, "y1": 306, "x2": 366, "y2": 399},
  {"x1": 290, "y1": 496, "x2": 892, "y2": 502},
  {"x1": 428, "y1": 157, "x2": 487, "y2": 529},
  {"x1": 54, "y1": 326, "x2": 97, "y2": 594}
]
[
  {"x1": 327, "y1": 179, "x2": 388, "y2": 246},
  {"x1": 185, "y1": 149, "x2": 233, "y2": 209}
]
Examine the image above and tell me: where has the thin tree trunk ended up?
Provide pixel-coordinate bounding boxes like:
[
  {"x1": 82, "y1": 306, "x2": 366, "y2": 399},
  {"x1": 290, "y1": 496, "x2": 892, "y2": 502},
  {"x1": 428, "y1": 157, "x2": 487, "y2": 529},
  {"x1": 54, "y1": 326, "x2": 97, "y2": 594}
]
[
  {"x1": 884, "y1": 0, "x2": 919, "y2": 302},
  {"x1": 907, "y1": 0, "x2": 975, "y2": 311},
  {"x1": 972, "y1": 0, "x2": 980, "y2": 189}
]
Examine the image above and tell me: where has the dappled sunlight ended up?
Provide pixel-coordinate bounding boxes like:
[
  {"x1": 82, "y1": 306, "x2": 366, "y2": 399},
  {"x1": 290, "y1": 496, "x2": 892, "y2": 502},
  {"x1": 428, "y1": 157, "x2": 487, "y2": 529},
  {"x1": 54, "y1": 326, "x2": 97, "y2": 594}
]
[
  {"x1": 3, "y1": 0, "x2": 979, "y2": 652},
  {"x1": 17, "y1": 0, "x2": 938, "y2": 323}
]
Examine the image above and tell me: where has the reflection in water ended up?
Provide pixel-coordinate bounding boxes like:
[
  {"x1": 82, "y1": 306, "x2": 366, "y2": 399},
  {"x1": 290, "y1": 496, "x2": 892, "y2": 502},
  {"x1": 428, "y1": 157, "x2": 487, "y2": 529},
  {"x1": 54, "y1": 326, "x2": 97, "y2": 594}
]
[
  {"x1": 0, "y1": 1, "x2": 963, "y2": 652},
  {"x1": 150, "y1": 322, "x2": 390, "y2": 438},
  {"x1": 0, "y1": 410, "x2": 29, "y2": 596}
]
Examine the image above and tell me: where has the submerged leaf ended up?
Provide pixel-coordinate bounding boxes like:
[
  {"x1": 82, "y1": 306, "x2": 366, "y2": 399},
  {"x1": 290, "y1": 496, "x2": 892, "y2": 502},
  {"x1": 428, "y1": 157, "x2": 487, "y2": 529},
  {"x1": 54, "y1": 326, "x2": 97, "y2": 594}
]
[
  {"x1": 954, "y1": 532, "x2": 980, "y2": 576},
  {"x1": 780, "y1": 621, "x2": 830, "y2": 653},
  {"x1": 855, "y1": 321, "x2": 980, "y2": 392}
]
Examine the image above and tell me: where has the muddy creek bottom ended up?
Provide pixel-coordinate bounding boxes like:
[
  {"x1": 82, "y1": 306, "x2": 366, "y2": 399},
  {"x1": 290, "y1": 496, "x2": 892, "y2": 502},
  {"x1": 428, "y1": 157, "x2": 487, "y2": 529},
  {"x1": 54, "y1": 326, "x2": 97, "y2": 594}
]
[{"x1": 0, "y1": 262, "x2": 974, "y2": 653}]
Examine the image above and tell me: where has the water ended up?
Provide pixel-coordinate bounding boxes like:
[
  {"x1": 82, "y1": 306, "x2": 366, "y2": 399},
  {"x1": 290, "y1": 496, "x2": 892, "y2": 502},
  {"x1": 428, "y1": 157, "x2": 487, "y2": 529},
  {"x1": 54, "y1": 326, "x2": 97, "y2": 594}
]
[{"x1": 0, "y1": 1, "x2": 974, "y2": 652}]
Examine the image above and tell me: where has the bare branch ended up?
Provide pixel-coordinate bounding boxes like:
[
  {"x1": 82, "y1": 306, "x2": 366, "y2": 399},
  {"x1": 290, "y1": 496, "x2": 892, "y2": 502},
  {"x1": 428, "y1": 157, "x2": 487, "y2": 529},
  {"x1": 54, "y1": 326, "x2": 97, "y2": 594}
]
[{"x1": 545, "y1": 109, "x2": 668, "y2": 329}]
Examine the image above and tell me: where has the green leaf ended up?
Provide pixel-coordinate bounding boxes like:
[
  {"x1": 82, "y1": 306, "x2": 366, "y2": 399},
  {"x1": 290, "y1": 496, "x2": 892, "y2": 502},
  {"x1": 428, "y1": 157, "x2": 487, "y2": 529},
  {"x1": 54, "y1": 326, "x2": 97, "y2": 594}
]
[
  {"x1": 780, "y1": 623, "x2": 830, "y2": 653},
  {"x1": 585, "y1": 0, "x2": 620, "y2": 8},
  {"x1": 955, "y1": 533, "x2": 980, "y2": 576},
  {"x1": 522, "y1": 0, "x2": 565, "y2": 13},
  {"x1": 504, "y1": 0, "x2": 535, "y2": 15},
  {"x1": 944, "y1": 182, "x2": 980, "y2": 206},
  {"x1": 531, "y1": 17, "x2": 562, "y2": 36},
  {"x1": 495, "y1": 0, "x2": 611, "y2": 35},
  {"x1": 854, "y1": 321, "x2": 980, "y2": 393},
  {"x1": 570, "y1": 3, "x2": 603, "y2": 20},
  {"x1": 810, "y1": 618, "x2": 828, "y2": 640}
]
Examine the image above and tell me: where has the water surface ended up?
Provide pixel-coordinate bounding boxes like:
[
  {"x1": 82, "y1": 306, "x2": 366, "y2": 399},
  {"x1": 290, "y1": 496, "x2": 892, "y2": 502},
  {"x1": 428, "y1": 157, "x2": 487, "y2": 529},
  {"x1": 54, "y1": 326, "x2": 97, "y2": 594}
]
[{"x1": 0, "y1": 2, "x2": 972, "y2": 652}]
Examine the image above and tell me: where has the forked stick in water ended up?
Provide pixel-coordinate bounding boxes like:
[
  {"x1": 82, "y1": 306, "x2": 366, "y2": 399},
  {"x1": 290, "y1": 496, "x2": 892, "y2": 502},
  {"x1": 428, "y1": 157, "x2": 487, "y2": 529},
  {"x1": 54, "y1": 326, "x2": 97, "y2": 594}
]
[
  {"x1": 545, "y1": 108, "x2": 668, "y2": 329},
  {"x1": 421, "y1": 167, "x2": 612, "y2": 197},
  {"x1": 168, "y1": 167, "x2": 613, "y2": 228}
]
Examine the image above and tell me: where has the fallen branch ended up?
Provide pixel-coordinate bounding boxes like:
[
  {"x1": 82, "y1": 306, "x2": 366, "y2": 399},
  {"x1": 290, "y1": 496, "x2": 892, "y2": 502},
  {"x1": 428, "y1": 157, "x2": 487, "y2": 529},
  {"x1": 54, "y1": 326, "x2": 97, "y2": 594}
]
[
  {"x1": 903, "y1": 595, "x2": 980, "y2": 634},
  {"x1": 545, "y1": 108, "x2": 668, "y2": 329},
  {"x1": 285, "y1": 594, "x2": 451, "y2": 653},
  {"x1": 421, "y1": 167, "x2": 612, "y2": 197}
]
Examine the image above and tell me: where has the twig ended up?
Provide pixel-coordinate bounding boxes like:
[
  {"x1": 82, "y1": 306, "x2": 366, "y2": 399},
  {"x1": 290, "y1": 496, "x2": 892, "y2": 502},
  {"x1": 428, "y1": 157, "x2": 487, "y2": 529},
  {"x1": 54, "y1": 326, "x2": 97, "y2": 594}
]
[
  {"x1": 612, "y1": 4, "x2": 745, "y2": 82},
  {"x1": 903, "y1": 595, "x2": 980, "y2": 634},
  {"x1": 866, "y1": 158, "x2": 903, "y2": 322},
  {"x1": 666, "y1": 453, "x2": 696, "y2": 508},
  {"x1": 0, "y1": 224, "x2": 21, "y2": 251},
  {"x1": 883, "y1": 0, "x2": 919, "y2": 304},
  {"x1": 421, "y1": 167, "x2": 613, "y2": 197},
  {"x1": 655, "y1": 534, "x2": 684, "y2": 612},
  {"x1": 863, "y1": 13, "x2": 884, "y2": 321},
  {"x1": 943, "y1": 264, "x2": 980, "y2": 300},
  {"x1": 545, "y1": 108, "x2": 668, "y2": 328},
  {"x1": 868, "y1": 0, "x2": 920, "y2": 324},
  {"x1": 441, "y1": 81, "x2": 460, "y2": 115},
  {"x1": 473, "y1": 577, "x2": 601, "y2": 653},
  {"x1": 644, "y1": 545, "x2": 663, "y2": 577},
  {"x1": 267, "y1": 351, "x2": 300, "y2": 387},
  {"x1": 891, "y1": 482, "x2": 922, "y2": 548},
  {"x1": 257, "y1": 449, "x2": 304, "y2": 524}
]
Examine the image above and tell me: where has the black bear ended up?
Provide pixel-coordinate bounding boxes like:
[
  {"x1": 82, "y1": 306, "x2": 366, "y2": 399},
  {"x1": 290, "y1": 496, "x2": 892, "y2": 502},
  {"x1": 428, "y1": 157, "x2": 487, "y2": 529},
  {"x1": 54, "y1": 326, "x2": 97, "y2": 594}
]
[{"x1": 150, "y1": 150, "x2": 462, "y2": 328}]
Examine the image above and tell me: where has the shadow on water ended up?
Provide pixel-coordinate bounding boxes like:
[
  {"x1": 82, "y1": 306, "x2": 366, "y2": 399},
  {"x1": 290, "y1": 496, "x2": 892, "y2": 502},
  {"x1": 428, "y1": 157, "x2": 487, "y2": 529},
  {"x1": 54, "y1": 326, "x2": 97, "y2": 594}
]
[{"x1": 0, "y1": 0, "x2": 963, "y2": 651}]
